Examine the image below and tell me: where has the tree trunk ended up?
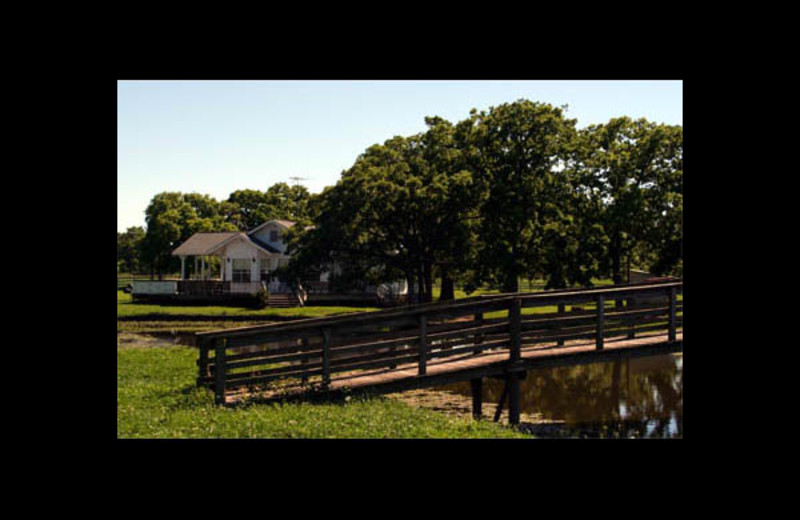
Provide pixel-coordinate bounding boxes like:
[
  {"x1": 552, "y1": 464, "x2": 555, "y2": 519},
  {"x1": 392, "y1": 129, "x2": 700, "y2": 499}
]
[
  {"x1": 611, "y1": 232, "x2": 622, "y2": 285},
  {"x1": 505, "y1": 241, "x2": 519, "y2": 293},
  {"x1": 406, "y1": 271, "x2": 415, "y2": 305},
  {"x1": 418, "y1": 267, "x2": 429, "y2": 303},
  {"x1": 439, "y1": 268, "x2": 455, "y2": 301},
  {"x1": 417, "y1": 264, "x2": 426, "y2": 304},
  {"x1": 423, "y1": 261, "x2": 433, "y2": 304}
]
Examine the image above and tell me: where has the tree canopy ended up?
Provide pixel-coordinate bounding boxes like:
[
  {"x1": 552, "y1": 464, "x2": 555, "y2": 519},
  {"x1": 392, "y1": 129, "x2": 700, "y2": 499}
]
[
  {"x1": 131, "y1": 99, "x2": 682, "y2": 294},
  {"x1": 288, "y1": 99, "x2": 682, "y2": 299}
]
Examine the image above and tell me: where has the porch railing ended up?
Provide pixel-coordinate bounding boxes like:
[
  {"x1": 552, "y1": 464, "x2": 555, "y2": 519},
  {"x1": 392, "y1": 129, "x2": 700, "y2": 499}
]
[{"x1": 177, "y1": 280, "x2": 231, "y2": 295}]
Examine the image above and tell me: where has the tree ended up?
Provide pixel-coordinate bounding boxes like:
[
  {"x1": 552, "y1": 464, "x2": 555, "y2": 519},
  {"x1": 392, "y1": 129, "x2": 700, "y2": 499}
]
[
  {"x1": 141, "y1": 192, "x2": 236, "y2": 279},
  {"x1": 225, "y1": 184, "x2": 312, "y2": 231},
  {"x1": 287, "y1": 118, "x2": 477, "y2": 303},
  {"x1": 464, "y1": 100, "x2": 578, "y2": 293},
  {"x1": 642, "y1": 124, "x2": 682, "y2": 276},
  {"x1": 576, "y1": 118, "x2": 683, "y2": 283},
  {"x1": 117, "y1": 226, "x2": 145, "y2": 274},
  {"x1": 265, "y1": 182, "x2": 312, "y2": 222},
  {"x1": 226, "y1": 189, "x2": 272, "y2": 231}
]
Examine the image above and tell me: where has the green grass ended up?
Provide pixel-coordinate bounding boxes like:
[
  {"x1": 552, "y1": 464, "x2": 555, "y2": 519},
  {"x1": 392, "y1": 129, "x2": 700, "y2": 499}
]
[
  {"x1": 117, "y1": 345, "x2": 528, "y2": 438},
  {"x1": 117, "y1": 291, "x2": 378, "y2": 319},
  {"x1": 117, "y1": 276, "x2": 629, "y2": 324},
  {"x1": 118, "y1": 320, "x2": 272, "y2": 334}
]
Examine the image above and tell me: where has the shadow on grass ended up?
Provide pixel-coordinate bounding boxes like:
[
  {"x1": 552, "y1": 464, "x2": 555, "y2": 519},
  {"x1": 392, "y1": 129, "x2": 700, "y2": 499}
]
[{"x1": 218, "y1": 382, "x2": 377, "y2": 409}]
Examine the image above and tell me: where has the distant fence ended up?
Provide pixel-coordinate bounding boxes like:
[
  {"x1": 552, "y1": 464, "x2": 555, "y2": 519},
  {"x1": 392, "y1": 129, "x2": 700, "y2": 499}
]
[{"x1": 118, "y1": 274, "x2": 181, "y2": 291}]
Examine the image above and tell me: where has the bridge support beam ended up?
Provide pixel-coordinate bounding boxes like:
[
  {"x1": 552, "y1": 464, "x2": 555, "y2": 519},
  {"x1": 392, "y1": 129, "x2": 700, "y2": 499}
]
[
  {"x1": 508, "y1": 372, "x2": 521, "y2": 425},
  {"x1": 492, "y1": 371, "x2": 525, "y2": 425},
  {"x1": 470, "y1": 378, "x2": 482, "y2": 419}
]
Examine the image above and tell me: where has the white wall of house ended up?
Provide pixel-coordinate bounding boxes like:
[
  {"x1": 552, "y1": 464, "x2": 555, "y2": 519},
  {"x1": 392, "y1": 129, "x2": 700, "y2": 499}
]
[
  {"x1": 215, "y1": 237, "x2": 291, "y2": 289},
  {"x1": 215, "y1": 239, "x2": 256, "y2": 285}
]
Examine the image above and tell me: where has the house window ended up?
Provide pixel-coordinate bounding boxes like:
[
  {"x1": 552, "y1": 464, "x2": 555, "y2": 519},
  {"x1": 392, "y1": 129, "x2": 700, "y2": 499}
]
[
  {"x1": 270, "y1": 229, "x2": 279, "y2": 242},
  {"x1": 260, "y1": 259, "x2": 270, "y2": 282},
  {"x1": 232, "y1": 259, "x2": 250, "y2": 283}
]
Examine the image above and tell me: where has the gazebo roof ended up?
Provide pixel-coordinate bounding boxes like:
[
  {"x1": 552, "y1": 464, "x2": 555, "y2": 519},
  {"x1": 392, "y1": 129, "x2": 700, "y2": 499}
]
[{"x1": 171, "y1": 233, "x2": 242, "y2": 256}]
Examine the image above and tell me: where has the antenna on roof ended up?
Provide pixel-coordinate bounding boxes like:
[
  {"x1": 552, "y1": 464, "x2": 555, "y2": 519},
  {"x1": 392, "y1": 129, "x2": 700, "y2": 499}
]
[{"x1": 289, "y1": 176, "x2": 308, "y2": 187}]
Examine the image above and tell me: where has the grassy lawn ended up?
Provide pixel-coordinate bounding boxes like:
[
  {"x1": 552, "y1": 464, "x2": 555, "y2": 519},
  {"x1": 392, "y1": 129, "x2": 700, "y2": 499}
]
[
  {"x1": 117, "y1": 344, "x2": 528, "y2": 438},
  {"x1": 118, "y1": 277, "x2": 652, "y2": 328},
  {"x1": 117, "y1": 291, "x2": 378, "y2": 319}
]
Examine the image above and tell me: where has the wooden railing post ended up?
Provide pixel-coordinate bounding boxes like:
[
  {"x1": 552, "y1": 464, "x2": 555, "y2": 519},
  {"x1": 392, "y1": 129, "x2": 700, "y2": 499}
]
[
  {"x1": 322, "y1": 327, "x2": 331, "y2": 387},
  {"x1": 596, "y1": 294, "x2": 605, "y2": 350},
  {"x1": 668, "y1": 286, "x2": 677, "y2": 342},
  {"x1": 197, "y1": 337, "x2": 209, "y2": 387},
  {"x1": 557, "y1": 302, "x2": 565, "y2": 347},
  {"x1": 418, "y1": 314, "x2": 428, "y2": 375},
  {"x1": 473, "y1": 311, "x2": 484, "y2": 355},
  {"x1": 509, "y1": 298, "x2": 521, "y2": 362},
  {"x1": 214, "y1": 338, "x2": 227, "y2": 405},
  {"x1": 300, "y1": 335, "x2": 309, "y2": 385},
  {"x1": 626, "y1": 297, "x2": 635, "y2": 339}
]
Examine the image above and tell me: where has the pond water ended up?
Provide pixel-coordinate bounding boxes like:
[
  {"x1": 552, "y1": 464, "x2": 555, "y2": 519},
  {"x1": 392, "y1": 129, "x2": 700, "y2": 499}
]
[{"x1": 436, "y1": 353, "x2": 683, "y2": 438}]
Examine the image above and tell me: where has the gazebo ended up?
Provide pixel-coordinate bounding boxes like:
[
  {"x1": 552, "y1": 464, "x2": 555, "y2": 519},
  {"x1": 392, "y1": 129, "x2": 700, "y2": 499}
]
[{"x1": 170, "y1": 231, "x2": 290, "y2": 296}]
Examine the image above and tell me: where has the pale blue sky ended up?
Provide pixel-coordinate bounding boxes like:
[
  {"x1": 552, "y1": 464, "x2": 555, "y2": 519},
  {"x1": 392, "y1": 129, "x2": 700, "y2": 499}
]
[{"x1": 118, "y1": 80, "x2": 682, "y2": 231}]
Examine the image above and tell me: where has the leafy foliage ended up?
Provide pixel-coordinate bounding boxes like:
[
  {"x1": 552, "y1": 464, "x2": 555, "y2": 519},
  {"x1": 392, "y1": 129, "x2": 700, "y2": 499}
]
[
  {"x1": 287, "y1": 100, "x2": 682, "y2": 298},
  {"x1": 575, "y1": 118, "x2": 683, "y2": 280},
  {"x1": 136, "y1": 99, "x2": 682, "y2": 293},
  {"x1": 225, "y1": 183, "x2": 312, "y2": 231},
  {"x1": 117, "y1": 226, "x2": 145, "y2": 274}
]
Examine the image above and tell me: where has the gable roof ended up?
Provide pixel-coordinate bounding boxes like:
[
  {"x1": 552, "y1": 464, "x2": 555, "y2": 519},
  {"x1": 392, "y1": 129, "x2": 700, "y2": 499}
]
[
  {"x1": 172, "y1": 232, "x2": 284, "y2": 257},
  {"x1": 249, "y1": 236, "x2": 281, "y2": 253},
  {"x1": 247, "y1": 219, "x2": 296, "y2": 236},
  {"x1": 171, "y1": 233, "x2": 241, "y2": 256}
]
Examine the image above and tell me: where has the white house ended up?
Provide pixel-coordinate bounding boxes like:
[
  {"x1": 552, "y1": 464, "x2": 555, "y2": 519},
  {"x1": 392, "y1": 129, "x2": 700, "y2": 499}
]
[
  {"x1": 131, "y1": 218, "x2": 408, "y2": 303},
  {"x1": 132, "y1": 220, "x2": 296, "y2": 297}
]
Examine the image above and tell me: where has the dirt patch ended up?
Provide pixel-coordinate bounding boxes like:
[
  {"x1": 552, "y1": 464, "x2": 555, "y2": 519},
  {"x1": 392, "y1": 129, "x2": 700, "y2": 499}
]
[
  {"x1": 117, "y1": 332, "x2": 188, "y2": 349},
  {"x1": 386, "y1": 388, "x2": 562, "y2": 427}
]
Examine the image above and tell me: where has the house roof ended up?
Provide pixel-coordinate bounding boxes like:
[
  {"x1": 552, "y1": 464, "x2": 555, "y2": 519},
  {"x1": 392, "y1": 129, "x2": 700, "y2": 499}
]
[
  {"x1": 171, "y1": 233, "x2": 241, "y2": 256},
  {"x1": 172, "y1": 231, "x2": 285, "y2": 257},
  {"x1": 247, "y1": 219, "x2": 296, "y2": 236},
  {"x1": 249, "y1": 236, "x2": 281, "y2": 253}
]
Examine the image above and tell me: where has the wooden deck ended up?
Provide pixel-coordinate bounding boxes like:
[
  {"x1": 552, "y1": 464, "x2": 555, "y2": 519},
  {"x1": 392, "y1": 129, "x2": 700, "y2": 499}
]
[
  {"x1": 224, "y1": 331, "x2": 681, "y2": 404},
  {"x1": 195, "y1": 280, "x2": 682, "y2": 423}
]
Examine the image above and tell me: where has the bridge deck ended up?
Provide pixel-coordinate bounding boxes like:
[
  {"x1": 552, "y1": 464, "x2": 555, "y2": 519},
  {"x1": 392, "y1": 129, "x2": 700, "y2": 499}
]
[{"x1": 225, "y1": 331, "x2": 682, "y2": 404}]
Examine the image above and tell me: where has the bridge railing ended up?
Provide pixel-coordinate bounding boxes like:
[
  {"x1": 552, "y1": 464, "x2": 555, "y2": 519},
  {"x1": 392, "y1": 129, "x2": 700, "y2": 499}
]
[{"x1": 196, "y1": 279, "x2": 682, "y2": 404}]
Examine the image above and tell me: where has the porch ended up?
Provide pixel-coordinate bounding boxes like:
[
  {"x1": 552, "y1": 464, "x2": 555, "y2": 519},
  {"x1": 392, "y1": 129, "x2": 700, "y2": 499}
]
[
  {"x1": 131, "y1": 279, "x2": 293, "y2": 298},
  {"x1": 166, "y1": 231, "x2": 294, "y2": 296}
]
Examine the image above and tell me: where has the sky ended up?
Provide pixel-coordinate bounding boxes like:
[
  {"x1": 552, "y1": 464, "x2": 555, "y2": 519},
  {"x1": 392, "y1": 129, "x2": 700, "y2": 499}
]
[{"x1": 118, "y1": 80, "x2": 682, "y2": 232}]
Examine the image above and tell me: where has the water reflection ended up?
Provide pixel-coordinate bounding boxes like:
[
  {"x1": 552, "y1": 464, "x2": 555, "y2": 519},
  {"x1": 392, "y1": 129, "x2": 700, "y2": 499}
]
[{"x1": 439, "y1": 354, "x2": 683, "y2": 438}]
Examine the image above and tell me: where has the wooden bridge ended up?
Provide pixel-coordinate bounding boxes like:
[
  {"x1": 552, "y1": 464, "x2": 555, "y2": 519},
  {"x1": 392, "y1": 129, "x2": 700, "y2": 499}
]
[{"x1": 195, "y1": 279, "x2": 683, "y2": 424}]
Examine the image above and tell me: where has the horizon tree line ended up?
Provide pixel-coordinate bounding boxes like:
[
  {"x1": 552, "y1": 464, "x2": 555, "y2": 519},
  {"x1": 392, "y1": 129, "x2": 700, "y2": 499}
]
[{"x1": 118, "y1": 99, "x2": 682, "y2": 301}]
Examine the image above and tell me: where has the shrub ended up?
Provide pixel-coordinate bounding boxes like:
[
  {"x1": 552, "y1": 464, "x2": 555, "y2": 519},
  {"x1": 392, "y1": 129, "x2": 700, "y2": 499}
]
[{"x1": 256, "y1": 287, "x2": 269, "y2": 308}]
